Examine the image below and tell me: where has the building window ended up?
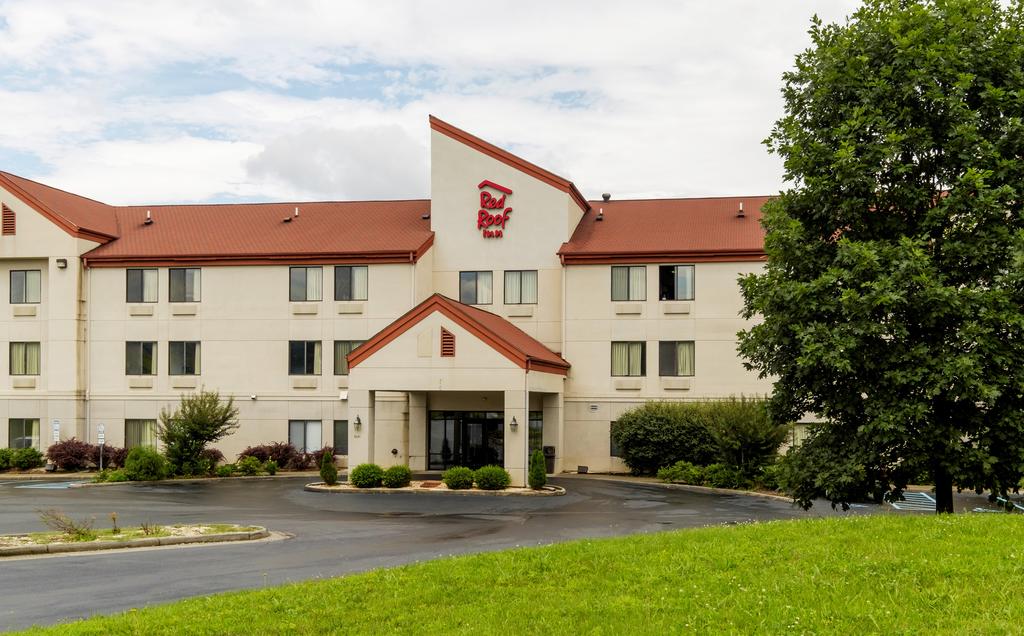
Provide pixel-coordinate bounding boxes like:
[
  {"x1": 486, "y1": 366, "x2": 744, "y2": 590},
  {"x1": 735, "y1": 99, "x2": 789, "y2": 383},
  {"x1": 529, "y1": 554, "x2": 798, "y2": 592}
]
[
  {"x1": 529, "y1": 411, "x2": 543, "y2": 454},
  {"x1": 333, "y1": 420, "x2": 348, "y2": 455},
  {"x1": 610, "y1": 421, "x2": 622, "y2": 457},
  {"x1": 335, "y1": 266, "x2": 368, "y2": 301},
  {"x1": 459, "y1": 271, "x2": 492, "y2": 305},
  {"x1": 169, "y1": 268, "x2": 201, "y2": 302},
  {"x1": 659, "y1": 265, "x2": 695, "y2": 301},
  {"x1": 289, "y1": 341, "x2": 321, "y2": 375},
  {"x1": 8, "y1": 418, "x2": 39, "y2": 449},
  {"x1": 504, "y1": 270, "x2": 538, "y2": 304},
  {"x1": 611, "y1": 266, "x2": 646, "y2": 301},
  {"x1": 659, "y1": 341, "x2": 695, "y2": 377},
  {"x1": 126, "y1": 268, "x2": 158, "y2": 303},
  {"x1": 289, "y1": 420, "x2": 322, "y2": 454},
  {"x1": 334, "y1": 340, "x2": 364, "y2": 376},
  {"x1": 125, "y1": 341, "x2": 157, "y2": 375},
  {"x1": 289, "y1": 266, "x2": 322, "y2": 302},
  {"x1": 9, "y1": 342, "x2": 40, "y2": 375},
  {"x1": 125, "y1": 419, "x2": 158, "y2": 449},
  {"x1": 1, "y1": 204, "x2": 15, "y2": 235},
  {"x1": 169, "y1": 341, "x2": 201, "y2": 375},
  {"x1": 611, "y1": 341, "x2": 645, "y2": 377},
  {"x1": 10, "y1": 270, "x2": 41, "y2": 304}
]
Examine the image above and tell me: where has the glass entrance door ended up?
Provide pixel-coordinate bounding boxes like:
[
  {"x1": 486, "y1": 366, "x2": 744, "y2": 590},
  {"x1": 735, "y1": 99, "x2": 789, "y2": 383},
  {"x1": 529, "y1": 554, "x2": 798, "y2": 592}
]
[{"x1": 428, "y1": 411, "x2": 504, "y2": 470}]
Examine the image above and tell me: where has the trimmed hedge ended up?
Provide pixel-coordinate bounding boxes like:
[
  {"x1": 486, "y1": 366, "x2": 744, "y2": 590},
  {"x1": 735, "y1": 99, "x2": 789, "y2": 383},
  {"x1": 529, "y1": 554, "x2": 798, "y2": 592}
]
[
  {"x1": 382, "y1": 465, "x2": 412, "y2": 488},
  {"x1": 320, "y1": 453, "x2": 339, "y2": 486},
  {"x1": 237, "y1": 456, "x2": 262, "y2": 476},
  {"x1": 124, "y1": 447, "x2": 168, "y2": 481},
  {"x1": 349, "y1": 463, "x2": 384, "y2": 488},
  {"x1": 11, "y1": 448, "x2": 44, "y2": 470},
  {"x1": 442, "y1": 466, "x2": 474, "y2": 490},
  {"x1": 0, "y1": 448, "x2": 12, "y2": 471},
  {"x1": 528, "y1": 449, "x2": 547, "y2": 489},
  {"x1": 474, "y1": 465, "x2": 511, "y2": 490}
]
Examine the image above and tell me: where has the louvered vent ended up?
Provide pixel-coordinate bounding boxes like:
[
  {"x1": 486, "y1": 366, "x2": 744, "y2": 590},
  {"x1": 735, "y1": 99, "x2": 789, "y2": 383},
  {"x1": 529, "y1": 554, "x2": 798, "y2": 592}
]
[
  {"x1": 440, "y1": 328, "x2": 455, "y2": 357},
  {"x1": 1, "y1": 205, "x2": 14, "y2": 235}
]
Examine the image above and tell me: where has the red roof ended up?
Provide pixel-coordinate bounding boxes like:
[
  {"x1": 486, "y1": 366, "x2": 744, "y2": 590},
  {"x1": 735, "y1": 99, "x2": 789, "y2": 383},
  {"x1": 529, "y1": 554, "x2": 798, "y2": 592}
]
[
  {"x1": 0, "y1": 171, "x2": 119, "y2": 241},
  {"x1": 84, "y1": 201, "x2": 433, "y2": 266},
  {"x1": 350, "y1": 294, "x2": 570, "y2": 375},
  {"x1": 559, "y1": 196, "x2": 773, "y2": 263}
]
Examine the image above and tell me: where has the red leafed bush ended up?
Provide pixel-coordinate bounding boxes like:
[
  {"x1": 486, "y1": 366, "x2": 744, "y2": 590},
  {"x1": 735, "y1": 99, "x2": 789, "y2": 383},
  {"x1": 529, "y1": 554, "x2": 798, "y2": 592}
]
[
  {"x1": 200, "y1": 447, "x2": 225, "y2": 465},
  {"x1": 90, "y1": 445, "x2": 128, "y2": 469},
  {"x1": 239, "y1": 442, "x2": 301, "y2": 468},
  {"x1": 309, "y1": 446, "x2": 334, "y2": 470},
  {"x1": 47, "y1": 438, "x2": 94, "y2": 471}
]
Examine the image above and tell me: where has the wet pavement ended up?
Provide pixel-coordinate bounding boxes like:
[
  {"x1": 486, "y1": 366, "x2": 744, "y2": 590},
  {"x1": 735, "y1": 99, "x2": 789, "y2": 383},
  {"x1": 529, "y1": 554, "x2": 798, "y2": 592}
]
[{"x1": 0, "y1": 475, "x2": 868, "y2": 631}]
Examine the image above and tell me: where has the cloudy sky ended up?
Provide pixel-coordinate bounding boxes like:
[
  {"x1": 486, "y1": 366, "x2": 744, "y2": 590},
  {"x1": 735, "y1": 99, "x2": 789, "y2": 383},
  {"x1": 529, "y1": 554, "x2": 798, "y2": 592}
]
[{"x1": 0, "y1": 1, "x2": 861, "y2": 205}]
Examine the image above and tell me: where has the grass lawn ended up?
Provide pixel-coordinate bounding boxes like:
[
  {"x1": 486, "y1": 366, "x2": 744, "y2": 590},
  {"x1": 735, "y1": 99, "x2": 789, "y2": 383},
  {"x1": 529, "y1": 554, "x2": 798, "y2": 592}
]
[{"x1": 17, "y1": 514, "x2": 1024, "y2": 634}]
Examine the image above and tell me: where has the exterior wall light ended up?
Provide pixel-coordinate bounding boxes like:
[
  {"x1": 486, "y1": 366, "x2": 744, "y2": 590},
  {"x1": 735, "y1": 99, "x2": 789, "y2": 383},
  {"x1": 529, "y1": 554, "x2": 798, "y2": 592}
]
[
  {"x1": 510, "y1": 416, "x2": 518, "y2": 431},
  {"x1": 354, "y1": 415, "x2": 362, "y2": 431},
  {"x1": 56, "y1": 258, "x2": 68, "y2": 269}
]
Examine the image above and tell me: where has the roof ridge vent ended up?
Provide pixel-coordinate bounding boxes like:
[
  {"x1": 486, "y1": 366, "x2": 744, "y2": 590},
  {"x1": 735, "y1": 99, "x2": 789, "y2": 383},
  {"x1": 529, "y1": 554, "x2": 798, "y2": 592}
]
[
  {"x1": 144, "y1": 210, "x2": 153, "y2": 225},
  {"x1": 602, "y1": 193, "x2": 611, "y2": 202}
]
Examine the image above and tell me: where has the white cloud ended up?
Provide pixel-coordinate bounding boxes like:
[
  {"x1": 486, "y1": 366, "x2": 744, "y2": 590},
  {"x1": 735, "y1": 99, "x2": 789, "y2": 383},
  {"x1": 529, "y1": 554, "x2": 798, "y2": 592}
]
[{"x1": 0, "y1": 0, "x2": 863, "y2": 204}]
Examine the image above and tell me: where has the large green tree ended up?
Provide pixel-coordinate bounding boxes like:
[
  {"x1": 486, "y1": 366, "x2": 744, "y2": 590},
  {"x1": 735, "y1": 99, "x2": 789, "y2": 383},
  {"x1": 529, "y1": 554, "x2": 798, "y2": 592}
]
[{"x1": 740, "y1": 0, "x2": 1024, "y2": 513}]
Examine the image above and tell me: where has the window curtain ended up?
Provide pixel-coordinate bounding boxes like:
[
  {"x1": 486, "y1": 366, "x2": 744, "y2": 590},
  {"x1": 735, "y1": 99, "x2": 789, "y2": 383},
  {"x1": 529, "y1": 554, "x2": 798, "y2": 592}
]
[
  {"x1": 142, "y1": 269, "x2": 158, "y2": 302},
  {"x1": 505, "y1": 271, "x2": 521, "y2": 304},
  {"x1": 612, "y1": 267, "x2": 628, "y2": 301},
  {"x1": 335, "y1": 341, "x2": 355, "y2": 375},
  {"x1": 289, "y1": 420, "x2": 305, "y2": 451},
  {"x1": 306, "y1": 267, "x2": 322, "y2": 301},
  {"x1": 306, "y1": 421, "x2": 322, "y2": 452},
  {"x1": 521, "y1": 271, "x2": 538, "y2": 303},
  {"x1": 312, "y1": 342, "x2": 322, "y2": 374},
  {"x1": 677, "y1": 342, "x2": 695, "y2": 376},
  {"x1": 676, "y1": 266, "x2": 694, "y2": 301},
  {"x1": 477, "y1": 271, "x2": 492, "y2": 304},
  {"x1": 611, "y1": 342, "x2": 629, "y2": 375},
  {"x1": 628, "y1": 342, "x2": 643, "y2": 375},
  {"x1": 629, "y1": 266, "x2": 646, "y2": 301},
  {"x1": 126, "y1": 420, "x2": 158, "y2": 448},
  {"x1": 187, "y1": 269, "x2": 200, "y2": 301},
  {"x1": 352, "y1": 267, "x2": 368, "y2": 300},
  {"x1": 25, "y1": 271, "x2": 40, "y2": 303},
  {"x1": 10, "y1": 342, "x2": 39, "y2": 375}
]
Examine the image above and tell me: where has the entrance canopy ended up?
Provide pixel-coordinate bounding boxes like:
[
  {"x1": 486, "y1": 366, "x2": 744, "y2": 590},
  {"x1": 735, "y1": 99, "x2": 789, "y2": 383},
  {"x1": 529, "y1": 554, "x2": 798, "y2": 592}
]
[{"x1": 348, "y1": 293, "x2": 569, "y2": 393}]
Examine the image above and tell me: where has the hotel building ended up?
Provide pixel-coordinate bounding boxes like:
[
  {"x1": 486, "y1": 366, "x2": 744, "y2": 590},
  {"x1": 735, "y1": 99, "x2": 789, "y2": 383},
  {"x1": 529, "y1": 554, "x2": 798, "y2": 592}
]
[{"x1": 0, "y1": 116, "x2": 772, "y2": 485}]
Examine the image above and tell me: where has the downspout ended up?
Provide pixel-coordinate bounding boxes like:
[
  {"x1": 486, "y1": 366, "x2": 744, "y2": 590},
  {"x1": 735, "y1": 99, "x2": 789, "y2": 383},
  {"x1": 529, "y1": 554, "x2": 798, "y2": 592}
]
[
  {"x1": 524, "y1": 363, "x2": 530, "y2": 485},
  {"x1": 85, "y1": 261, "x2": 92, "y2": 443}
]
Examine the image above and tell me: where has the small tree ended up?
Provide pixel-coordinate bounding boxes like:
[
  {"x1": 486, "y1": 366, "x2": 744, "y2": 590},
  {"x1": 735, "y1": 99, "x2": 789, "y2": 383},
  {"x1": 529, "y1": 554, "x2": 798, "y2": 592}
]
[
  {"x1": 320, "y1": 451, "x2": 338, "y2": 486},
  {"x1": 158, "y1": 389, "x2": 239, "y2": 476},
  {"x1": 528, "y1": 449, "x2": 547, "y2": 489}
]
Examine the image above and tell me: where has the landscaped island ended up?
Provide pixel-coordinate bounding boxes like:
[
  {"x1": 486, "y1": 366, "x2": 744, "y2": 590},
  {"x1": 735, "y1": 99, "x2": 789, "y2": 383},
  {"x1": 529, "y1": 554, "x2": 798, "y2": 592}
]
[{"x1": 13, "y1": 515, "x2": 1022, "y2": 634}]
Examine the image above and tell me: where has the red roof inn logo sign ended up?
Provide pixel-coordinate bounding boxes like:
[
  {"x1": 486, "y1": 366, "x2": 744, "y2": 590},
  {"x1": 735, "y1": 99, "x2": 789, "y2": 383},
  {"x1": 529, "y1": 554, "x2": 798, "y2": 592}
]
[{"x1": 477, "y1": 180, "x2": 513, "y2": 238}]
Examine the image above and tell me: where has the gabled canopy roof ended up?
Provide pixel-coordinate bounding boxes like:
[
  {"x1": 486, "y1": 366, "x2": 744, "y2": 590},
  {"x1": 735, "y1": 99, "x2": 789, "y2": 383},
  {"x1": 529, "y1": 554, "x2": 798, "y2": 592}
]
[
  {"x1": 350, "y1": 293, "x2": 570, "y2": 375},
  {"x1": 0, "y1": 171, "x2": 119, "y2": 242},
  {"x1": 558, "y1": 195, "x2": 772, "y2": 263}
]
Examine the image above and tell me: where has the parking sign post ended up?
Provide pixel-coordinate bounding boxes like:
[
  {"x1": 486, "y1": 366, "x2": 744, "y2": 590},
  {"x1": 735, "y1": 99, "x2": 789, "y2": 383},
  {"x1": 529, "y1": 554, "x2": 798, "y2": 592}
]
[{"x1": 97, "y1": 424, "x2": 105, "y2": 471}]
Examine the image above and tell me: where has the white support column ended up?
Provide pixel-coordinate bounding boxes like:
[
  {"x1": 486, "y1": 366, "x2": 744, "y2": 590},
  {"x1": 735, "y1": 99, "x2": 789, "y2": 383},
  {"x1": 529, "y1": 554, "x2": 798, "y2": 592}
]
[
  {"x1": 347, "y1": 389, "x2": 375, "y2": 471},
  {"x1": 503, "y1": 388, "x2": 528, "y2": 487},
  {"x1": 542, "y1": 392, "x2": 564, "y2": 474},
  {"x1": 408, "y1": 391, "x2": 428, "y2": 471}
]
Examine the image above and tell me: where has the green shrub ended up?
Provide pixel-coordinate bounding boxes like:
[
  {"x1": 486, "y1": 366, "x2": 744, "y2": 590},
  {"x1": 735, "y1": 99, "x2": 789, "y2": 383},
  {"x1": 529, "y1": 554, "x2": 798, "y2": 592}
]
[
  {"x1": 124, "y1": 447, "x2": 169, "y2": 481},
  {"x1": 264, "y1": 460, "x2": 278, "y2": 475},
  {"x1": 705, "y1": 397, "x2": 788, "y2": 478},
  {"x1": 442, "y1": 466, "x2": 474, "y2": 490},
  {"x1": 528, "y1": 450, "x2": 547, "y2": 489},
  {"x1": 0, "y1": 448, "x2": 14, "y2": 471},
  {"x1": 349, "y1": 463, "x2": 383, "y2": 488},
  {"x1": 216, "y1": 464, "x2": 236, "y2": 478},
  {"x1": 611, "y1": 402, "x2": 718, "y2": 475},
  {"x1": 756, "y1": 461, "x2": 783, "y2": 491},
  {"x1": 92, "y1": 469, "x2": 110, "y2": 483},
  {"x1": 320, "y1": 453, "x2": 339, "y2": 486},
  {"x1": 657, "y1": 460, "x2": 705, "y2": 485},
  {"x1": 237, "y1": 456, "x2": 262, "y2": 476},
  {"x1": 11, "y1": 447, "x2": 45, "y2": 470},
  {"x1": 702, "y1": 463, "x2": 747, "y2": 489},
  {"x1": 382, "y1": 465, "x2": 412, "y2": 488},
  {"x1": 474, "y1": 465, "x2": 511, "y2": 490},
  {"x1": 158, "y1": 389, "x2": 239, "y2": 476},
  {"x1": 105, "y1": 469, "x2": 129, "y2": 483}
]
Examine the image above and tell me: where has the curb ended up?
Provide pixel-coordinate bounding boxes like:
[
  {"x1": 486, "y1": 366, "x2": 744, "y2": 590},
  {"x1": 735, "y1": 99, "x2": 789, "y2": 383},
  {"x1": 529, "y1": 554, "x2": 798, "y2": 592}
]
[
  {"x1": 0, "y1": 527, "x2": 269, "y2": 558},
  {"x1": 304, "y1": 483, "x2": 566, "y2": 497},
  {"x1": 579, "y1": 475, "x2": 794, "y2": 503},
  {"x1": 72, "y1": 473, "x2": 320, "y2": 488}
]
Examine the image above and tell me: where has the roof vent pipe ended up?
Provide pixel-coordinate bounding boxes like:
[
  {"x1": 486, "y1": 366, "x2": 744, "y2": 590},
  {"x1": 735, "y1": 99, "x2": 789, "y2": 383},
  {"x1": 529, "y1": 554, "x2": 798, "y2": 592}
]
[
  {"x1": 601, "y1": 193, "x2": 611, "y2": 202},
  {"x1": 294, "y1": 207, "x2": 299, "y2": 218},
  {"x1": 596, "y1": 207, "x2": 604, "y2": 221},
  {"x1": 144, "y1": 210, "x2": 153, "y2": 225},
  {"x1": 737, "y1": 201, "x2": 745, "y2": 218}
]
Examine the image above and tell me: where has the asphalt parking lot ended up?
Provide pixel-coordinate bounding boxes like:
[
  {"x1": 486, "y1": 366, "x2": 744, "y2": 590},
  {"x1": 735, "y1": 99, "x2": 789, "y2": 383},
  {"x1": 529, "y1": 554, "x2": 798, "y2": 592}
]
[{"x1": 0, "y1": 475, "x2": 861, "y2": 632}]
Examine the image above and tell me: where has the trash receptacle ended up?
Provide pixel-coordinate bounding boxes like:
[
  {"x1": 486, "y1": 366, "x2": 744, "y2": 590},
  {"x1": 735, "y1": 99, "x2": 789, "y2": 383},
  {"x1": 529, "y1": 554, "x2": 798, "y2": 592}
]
[{"x1": 542, "y1": 445, "x2": 556, "y2": 473}]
